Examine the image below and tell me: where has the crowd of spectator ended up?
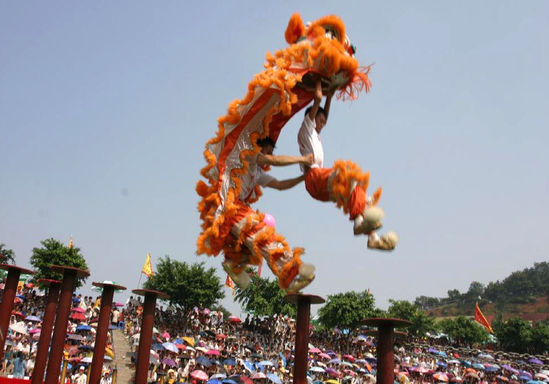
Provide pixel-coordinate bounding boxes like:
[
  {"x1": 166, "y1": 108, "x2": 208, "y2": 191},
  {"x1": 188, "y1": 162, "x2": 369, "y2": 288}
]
[
  {"x1": 1, "y1": 278, "x2": 548, "y2": 384},
  {"x1": 0, "y1": 279, "x2": 116, "y2": 383},
  {"x1": 121, "y1": 298, "x2": 549, "y2": 384}
]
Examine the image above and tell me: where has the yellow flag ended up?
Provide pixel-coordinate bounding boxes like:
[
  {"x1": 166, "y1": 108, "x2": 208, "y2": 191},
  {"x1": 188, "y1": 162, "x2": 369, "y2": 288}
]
[{"x1": 141, "y1": 252, "x2": 154, "y2": 277}]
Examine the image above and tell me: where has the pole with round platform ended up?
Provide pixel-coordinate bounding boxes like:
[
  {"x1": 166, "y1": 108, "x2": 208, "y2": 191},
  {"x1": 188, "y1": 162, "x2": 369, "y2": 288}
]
[
  {"x1": 132, "y1": 289, "x2": 169, "y2": 384},
  {"x1": 31, "y1": 278, "x2": 62, "y2": 384},
  {"x1": 89, "y1": 281, "x2": 126, "y2": 384},
  {"x1": 0, "y1": 264, "x2": 34, "y2": 361},
  {"x1": 362, "y1": 318, "x2": 411, "y2": 384},
  {"x1": 44, "y1": 265, "x2": 90, "y2": 384},
  {"x1": 285, "y1": 294, "x2": 325, "y2": 384}
]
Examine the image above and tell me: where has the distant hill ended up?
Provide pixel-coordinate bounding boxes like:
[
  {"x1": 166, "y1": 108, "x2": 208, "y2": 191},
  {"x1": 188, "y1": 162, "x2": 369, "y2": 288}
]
[{"x1": 414, "y1": 262, "x2": 549, "y2": 324}]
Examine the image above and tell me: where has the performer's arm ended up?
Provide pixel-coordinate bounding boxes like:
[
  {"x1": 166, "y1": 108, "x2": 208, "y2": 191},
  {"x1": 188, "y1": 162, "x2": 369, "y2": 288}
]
[
  {"x1": 257, "y1": 153, "x2": 313, "y2": 167},
  {"x1": 265, "y1": 174, "x2": 305, "y2": 191},
  {"x1": 324, "y1": 88, "x2": 335, "y2": 120},
  {"x1": 307, "y1": 80, "x2": 323, "y2": 120}
]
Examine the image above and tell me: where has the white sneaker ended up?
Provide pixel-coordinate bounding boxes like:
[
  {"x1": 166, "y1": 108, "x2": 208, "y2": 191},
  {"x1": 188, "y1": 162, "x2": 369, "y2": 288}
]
[
  {"x1": 222, "y1": 260, "x2": 251, "y2": 289},
  {"x1": 285, "y1": 263, "x2": 316, "y2": 293},
  {"x1": 353, "y1": 206, "x2": 384, "y2": 235},
  {"x1": 367, "y1": 231, "x2": 399, "y2": 251}
]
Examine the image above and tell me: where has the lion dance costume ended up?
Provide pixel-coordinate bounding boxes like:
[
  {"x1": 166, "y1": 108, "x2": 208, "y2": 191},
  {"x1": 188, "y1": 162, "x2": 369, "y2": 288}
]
[{"x1": 196, "y1": 13, "x2": 396, "y2": 293}]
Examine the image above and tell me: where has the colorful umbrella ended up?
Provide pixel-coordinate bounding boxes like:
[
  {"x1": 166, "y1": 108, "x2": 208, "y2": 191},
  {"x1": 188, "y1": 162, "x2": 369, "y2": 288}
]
[
  {"x1": 434, "y1": 372, "x2": 449, "y2": 382},
  {"x1": 9, "y1": 322, "x2": 28, "y2": 335},
  {"x1": 228, "y1": 315, "x2": 241, "y2": 323},
  {"x1": 251, "y1": 372, "x2": 266, "y2": 380},
  {"x1": 161, "y1": 358, "x2": 177, "y2": 367},
  {"x1": 191, "y1": 370, "x2": 209, "y2": 381},
  {"x1": 70, "y1": 312, "x2": 86, "y2": 321},
  {"x1": 162, "y1": 342, "x2": 179, "y2": 353},
  {"x1": 309, "y1": 367, "x2": 325, "y2": 373},
  {"x1": 266, "y1": 373, "x2": 281, "y2": 384}
]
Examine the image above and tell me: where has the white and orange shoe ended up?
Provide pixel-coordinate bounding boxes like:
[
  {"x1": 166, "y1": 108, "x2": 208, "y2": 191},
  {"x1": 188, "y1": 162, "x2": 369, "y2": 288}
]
[
  {"x1": 367, "y1": 231, "x2": 399, "y2": 251},
  {"x1": 285, "y1": 263, "x2": 316, "y2": 294},
  {"x1": 222, "y1": 260, "x2": 251, "y2": 290},
  {"x1": 353, "y1": 205, "x2": 384, "y2": 235}
]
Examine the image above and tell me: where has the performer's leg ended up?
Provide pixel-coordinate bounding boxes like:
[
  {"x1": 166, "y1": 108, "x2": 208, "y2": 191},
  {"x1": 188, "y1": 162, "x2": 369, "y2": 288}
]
[
  {"x1": 242, "y1": 229, "x2": 315, "y2": 293},
  {"x1": 328, "y1": 160, "x2": 399, "y2": 250},
  {"x1": 222, "y1": 248, "x2": 252, "y2": 290},
  {"x1": 230, "y1": 211, "x2": 315, "y2": 293}
]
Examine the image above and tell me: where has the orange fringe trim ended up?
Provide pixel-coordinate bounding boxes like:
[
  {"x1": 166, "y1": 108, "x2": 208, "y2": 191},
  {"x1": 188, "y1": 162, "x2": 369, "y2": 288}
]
[
  {"x1": 278, "y1": 248, "x2": 304, "y2": 289},
  {"x1": 329, "y1": 160, "x2": 382, "y2": 214}
]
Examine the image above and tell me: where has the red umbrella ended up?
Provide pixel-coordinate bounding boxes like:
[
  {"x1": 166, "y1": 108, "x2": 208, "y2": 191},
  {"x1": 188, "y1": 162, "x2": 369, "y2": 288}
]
[
  {"x1": 206, "y1": 349, "x2": 220, "y2": 356},
  {"x1": 70, "y1": 312, "x2": 86, "y2": 321},
  {"x1": 251, "y1": 372, "x2": 266, "y2": 380},
  {"x1": 309, "y1": 347, "x2": 321, "y2": 354},
  {"x1": 240, "y1": 376, "x2": 253, "y2": 384},
  {"x1": 228, "y1": 316, "x2": 241, "y2": 323},
  {"x1": 71, "y1": 307, "x2": 85, "y2": 313},
  {"x1": 343, "y1": 354, "x2": 355, "y2": 362},
  {"x1": 190, "y1": 370, "x2": 209, "y2": 381},
  {"x1": 11, "y1": 311, "x2": 24, "y2": 317},
  {"x1": 175, "y1": 344, "x2": 186, "y2": 350}
]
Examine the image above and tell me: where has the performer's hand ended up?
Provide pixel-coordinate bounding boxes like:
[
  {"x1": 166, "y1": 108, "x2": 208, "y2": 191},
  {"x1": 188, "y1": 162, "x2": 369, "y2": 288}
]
[
  {"x1": 314, "y1": 80, "x2": 323, "y2": 101},
  {"x1": 303, "y1": 153, "x2": 314, "y2": 166}
]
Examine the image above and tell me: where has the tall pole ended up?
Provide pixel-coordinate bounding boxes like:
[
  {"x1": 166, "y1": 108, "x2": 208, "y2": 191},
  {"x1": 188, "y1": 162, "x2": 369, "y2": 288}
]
[
  {"x1": 132, "y1": 289, "x2": 168, "y2": 384},
  {"x1": 59, "y1": 358, "x2": 69, "y2": 384},
  {"x1": 89, "y1": 282, "x2": 126, "y2": 384},
  {"x1": 285, "y1": 294, "x2": 325, "y2": 384},
  {"x1": 44, "y1": 265, "x2": 89, "y2": 384},
  {"x1": 31, "y1": 279, "x2": 62, "y2": 384},
  {"x1": 0, "y1": 264, "x2": 34, "y2": 362},
  {"x1": 362, "y1": 318, "x2": 411, "y2": 384}
]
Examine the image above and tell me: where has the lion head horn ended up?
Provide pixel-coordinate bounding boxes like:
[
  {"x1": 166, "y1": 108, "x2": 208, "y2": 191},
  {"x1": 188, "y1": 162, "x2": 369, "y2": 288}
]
[{"x1": 285, "y1": 13, "x2": 305, "y2": 44}]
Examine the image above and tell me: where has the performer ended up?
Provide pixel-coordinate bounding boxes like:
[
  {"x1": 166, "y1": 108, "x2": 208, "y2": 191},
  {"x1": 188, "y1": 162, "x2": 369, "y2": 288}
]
[
  {"x1": 298, "y1": 80, "x2": 398, "y2": 250},
  {"x1": 210, "y1": 138, "x2": 316, "y2": 292},
  {"x1": 197, "y1": 13, "x2": 394, "y2": 293}
]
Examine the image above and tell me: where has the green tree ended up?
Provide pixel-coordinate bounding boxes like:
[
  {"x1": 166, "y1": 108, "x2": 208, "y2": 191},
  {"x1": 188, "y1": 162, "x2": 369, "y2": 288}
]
[
  {"x1": 318, "y1": 290, "x2": 379, "y2": 330},
  {"x1": 447, "y1": 289, "x2": 461, "y2": 302},
  {"x1": 437, "y1": 316, "x2": 490, "y2": 346},
  {"x1": 144, "y1": 257, "x2": 224, "y2": 313},
  {"x1": 0, "y1": 243, "x2": 15, "y2": 264},
  {"x1": 466, "y1": 281, "x2": 485, "y2": 301},
  {"x1": 492, "y1": 316, "x2": 533, "y2": 353},
  {"x1": 414, "y1": 296, "x2": 440, "y2": 311},
  {"x1": 387, "y1": 299, "x2": 436, "y2": 337},
  {"x1": 531, "y1": 322, "x2": 549, "y2": 354},
  {"x1": 30, "y1": 238, "x2": 88, "y2": 288},
  {"x1": 235, "y1": 274, "x2": 296, "y2": 317}
]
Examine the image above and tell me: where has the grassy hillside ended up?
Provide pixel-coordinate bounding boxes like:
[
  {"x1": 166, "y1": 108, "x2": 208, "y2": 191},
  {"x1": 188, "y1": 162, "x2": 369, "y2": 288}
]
[{"x1": 416, "y1": 262, "x2": 549, "y2": 323}]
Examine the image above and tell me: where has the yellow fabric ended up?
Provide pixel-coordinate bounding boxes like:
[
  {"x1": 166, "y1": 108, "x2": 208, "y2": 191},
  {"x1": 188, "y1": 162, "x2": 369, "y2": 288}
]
[{"x1": 141, "y1": 252, "x2": 154, "y2": 277}]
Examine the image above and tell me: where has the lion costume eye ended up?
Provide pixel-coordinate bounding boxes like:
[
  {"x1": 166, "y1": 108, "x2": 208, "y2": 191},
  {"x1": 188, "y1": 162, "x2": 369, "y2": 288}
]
[{"x1": 324, "y1": 26, "x2": 339, "y2": 41}]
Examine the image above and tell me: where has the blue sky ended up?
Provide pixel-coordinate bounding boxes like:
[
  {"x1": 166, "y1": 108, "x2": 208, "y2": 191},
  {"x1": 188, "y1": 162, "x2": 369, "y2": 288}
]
[{"x1": 1, "y1": 1, "x2": 548, "y2": 315}]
